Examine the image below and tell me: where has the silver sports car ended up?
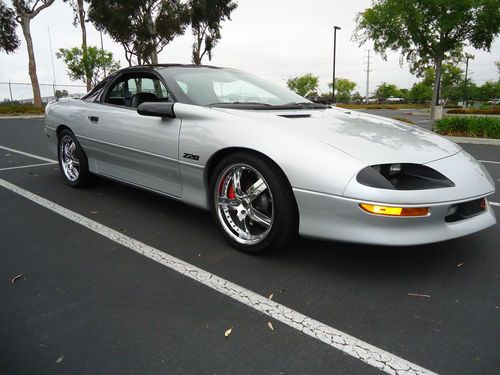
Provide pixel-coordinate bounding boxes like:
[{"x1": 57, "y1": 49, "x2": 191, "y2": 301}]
[{"x1": 44, "y1": 64, "x2": 496, "y2": 252}]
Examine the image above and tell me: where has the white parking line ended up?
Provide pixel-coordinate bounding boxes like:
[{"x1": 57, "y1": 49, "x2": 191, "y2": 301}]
[
  {"x1": 0, "y1": 176, "x2": 436, "y2": 375},
  {"x1": 0, "y1": 162, "x2": 57, "y2": 171},
  {"x1": 490, "y1": 202, "x2": 500, "y2": 207},
  {"x1": 0, "y1": 145, "x2": 56, "y2": 164},
  {"x1": 479, "y1": 160, "x2": 500, "y2": 165}
]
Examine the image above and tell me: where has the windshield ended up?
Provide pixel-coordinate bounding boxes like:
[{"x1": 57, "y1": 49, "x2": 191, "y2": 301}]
[{"x1": 160, "y1": 67, "x2": 311, "y2": 107}]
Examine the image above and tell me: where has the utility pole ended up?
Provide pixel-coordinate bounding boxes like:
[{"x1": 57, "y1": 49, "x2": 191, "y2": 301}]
[
  {"x1": 332, "y1": 26, "x2": 341, "y2": 105},
  {"x1": 463, "y1": 53, "x2": 474, "y2": 108},
  {"x1": 48, "y1": 27, "x2": 57, "y2": 98},
  {"x1": 364, "y1": 50, "x2": 372, "y2": 104},
  {"x1": 100, "y1": 30, "x2": 106, "y2": 76}
]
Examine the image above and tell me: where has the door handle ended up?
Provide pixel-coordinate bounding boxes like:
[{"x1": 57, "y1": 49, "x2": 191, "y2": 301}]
[{"x1": 88, "y1": 116, "x2": 99, "y2": 123}]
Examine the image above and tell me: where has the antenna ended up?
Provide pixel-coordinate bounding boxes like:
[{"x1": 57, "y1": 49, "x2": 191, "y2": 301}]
[{"x1": 48, "y1": 27, "x2": 57, "y2": 99}]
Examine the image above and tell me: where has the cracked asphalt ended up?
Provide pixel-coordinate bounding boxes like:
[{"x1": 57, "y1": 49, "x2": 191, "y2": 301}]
[{"x1": 1, "y1": 118, "x2": 499, "y2": 374}]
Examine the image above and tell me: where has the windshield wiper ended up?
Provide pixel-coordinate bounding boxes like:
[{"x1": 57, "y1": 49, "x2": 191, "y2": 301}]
[{"x1": 207, "y1": 102, "x2": 272, "y2": 107}]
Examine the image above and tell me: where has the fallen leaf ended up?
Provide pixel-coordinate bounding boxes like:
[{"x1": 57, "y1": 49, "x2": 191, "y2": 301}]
[
  {"x1": 280, "y1": 288, "x2": 287, "y2": 294},
  {"x1": 408, "y1": 293, "x2": 431, "y2": 298},
  {"x1": 457, "y1": 262, "x2": 464, "y2": 268},
  {"x1": 267, "y1": 321, "x2": 274, "y2": 331},
  {"x1": 11, "y1": 274, "x2": 24, "y2": 285},
  {"x1": 268, "y1": 293, "x2": 274, "y2": 300},
  {"x1": 224, "y1": 327, "x2": 232, "y2": 337},
  {"x1": 56, "y1": 355, "x2": 64, "y2": 363}
]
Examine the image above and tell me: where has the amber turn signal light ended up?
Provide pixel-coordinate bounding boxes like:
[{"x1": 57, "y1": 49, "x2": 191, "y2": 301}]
[{"x1": 360, "y1": 204, "x2": 429, "y2": 217}]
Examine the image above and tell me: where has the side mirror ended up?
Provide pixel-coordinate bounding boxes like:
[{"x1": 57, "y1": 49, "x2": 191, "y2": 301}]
[{"x1": 137, "y1": 102, "x2": 176, "y2": 118}]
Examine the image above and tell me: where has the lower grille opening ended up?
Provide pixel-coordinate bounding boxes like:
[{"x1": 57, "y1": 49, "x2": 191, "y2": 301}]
[{"x1": 445, "y1": 198, "x2": 486, "y2": 223}]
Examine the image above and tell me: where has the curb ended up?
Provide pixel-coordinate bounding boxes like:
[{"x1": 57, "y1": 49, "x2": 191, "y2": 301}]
[
  {"x1": 0, "y1": 115, "x2": 45, "y2": 120},
  {"x1": 444, "y1": 136, "x2": 500, "y2": 146}
]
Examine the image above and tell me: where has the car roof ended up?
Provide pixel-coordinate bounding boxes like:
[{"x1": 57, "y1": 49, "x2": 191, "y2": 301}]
[{"x1": 119, "y1": 64, "x2": 225, "y2": 73}]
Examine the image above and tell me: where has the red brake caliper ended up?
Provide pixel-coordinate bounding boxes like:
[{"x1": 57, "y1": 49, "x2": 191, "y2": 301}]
[
  {"x1": 228, "y1": 183, "x2": 236, "y2": 199},
  {"x1": 219, "y1": 176, "x2": 236, "y2": 200}
]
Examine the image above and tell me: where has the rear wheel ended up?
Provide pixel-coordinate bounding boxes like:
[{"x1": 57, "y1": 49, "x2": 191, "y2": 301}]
[
  {"x1": 210, "y1": 153, "x2": 298, "y2": 253},
  {"x1": 58, "y1": 130, "x2": 91, "y2": 187}
]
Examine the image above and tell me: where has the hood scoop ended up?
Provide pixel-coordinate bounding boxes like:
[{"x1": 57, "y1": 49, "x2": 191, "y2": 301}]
[{"x1": 278, "y1": 114, "x2": 311, "y2": 119}]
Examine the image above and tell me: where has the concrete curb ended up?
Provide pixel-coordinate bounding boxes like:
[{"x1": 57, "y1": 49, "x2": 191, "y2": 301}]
[
  {"x1": 444, "y1": 136, "x2": 500, "y2": 146},
  {"x1": 0, "y1": 115, "x2": 45, "y2": 120}
]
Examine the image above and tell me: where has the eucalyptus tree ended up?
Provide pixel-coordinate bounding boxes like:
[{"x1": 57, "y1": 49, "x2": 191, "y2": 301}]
[
  {"x1": 64, "y1": 0, "x2": 92, "y2": 91},
  {"x1": 88, "y1": 0, "x2": 189, "y2": 66},
  {"x1": 189, "y1": 0, "x2": 237, "y2": 65},
  {"x1": 12, "y1": 0, "x2": 56, "y2": 107},
  {"x1": 355, "y1": 0, "x2": 500, "y2": 120}
]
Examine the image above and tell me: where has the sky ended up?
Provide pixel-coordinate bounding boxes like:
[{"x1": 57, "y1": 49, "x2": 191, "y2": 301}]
[{"x1": 1, "y1": 0, "x2": 499, "y2": 100}]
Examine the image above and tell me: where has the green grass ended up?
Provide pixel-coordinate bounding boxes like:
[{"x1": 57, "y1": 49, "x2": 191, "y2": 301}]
[
  {"x1": 435, "y1": 116, "x2": 500, "y2": 139},
  {"x1": 0, "y1": 104, "x2": 45, "y2": 116}
]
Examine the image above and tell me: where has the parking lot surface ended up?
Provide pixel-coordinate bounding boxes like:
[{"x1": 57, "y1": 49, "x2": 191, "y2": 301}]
[{"x1": 1, "y1": 118, "x2": 499, "y2": 374}]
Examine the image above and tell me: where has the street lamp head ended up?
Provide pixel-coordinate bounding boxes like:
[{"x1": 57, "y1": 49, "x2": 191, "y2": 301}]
[
  {"x1": 334, "y1": 26, "x2": 341, "y2": 30},
  {"x1": 465, "y1": 53, "x2": 475, "y2": 60}
]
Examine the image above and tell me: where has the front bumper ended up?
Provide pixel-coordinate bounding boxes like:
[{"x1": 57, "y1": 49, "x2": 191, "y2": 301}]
[{"x1": 293, "y1": 188, "x2": 496, "y2": 246}]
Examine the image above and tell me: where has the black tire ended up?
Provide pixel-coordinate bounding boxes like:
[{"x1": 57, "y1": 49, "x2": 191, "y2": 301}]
[
  {"x1": 209, "y1": 152, "x2": 298, "y2": 253},
  {"x1": 57, "y1": 129, "x2": 91, "y2": 188}
]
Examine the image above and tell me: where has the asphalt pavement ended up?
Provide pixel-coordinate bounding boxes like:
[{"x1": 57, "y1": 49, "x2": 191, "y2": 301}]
[{"x1": 1, "y1": 118, "x2": 499, "y2": 375}]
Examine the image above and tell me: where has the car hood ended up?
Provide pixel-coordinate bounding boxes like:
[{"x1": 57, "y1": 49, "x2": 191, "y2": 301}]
[{"x1": 230, "y1": 107, "x2": 461, "y2": 165}]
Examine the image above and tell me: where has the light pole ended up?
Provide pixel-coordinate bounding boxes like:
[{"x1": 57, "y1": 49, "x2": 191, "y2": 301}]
[
  {"x1": 463, "y1": 53, "x2": 474, "y2": 108},
  {"x1": 332, "y1": 26, "x2": 341, "y2": 105}
]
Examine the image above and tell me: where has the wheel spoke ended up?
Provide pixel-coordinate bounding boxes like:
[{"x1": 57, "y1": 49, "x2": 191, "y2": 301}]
[
  {"x1": 218, "y1": 197, "x2": 239, "y2": 209},
  {"x1": 236, "y1": 217, "x2": 251, "y2": 239},
  {"x1": 246, "y1": 178, "x2": 267, "y2": 201},
  {"x1": 232, "y1": 168, "x2": 245, "y2": 198},
  {"x1": 248, "y1": 207, "x2": 272, "y2": 228}
]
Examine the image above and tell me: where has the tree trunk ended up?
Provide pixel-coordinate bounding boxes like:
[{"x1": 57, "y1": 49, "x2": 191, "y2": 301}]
[
  {"x1": 431, "y1": 56, "x2": 443, "y2": 122},
  {"x1": 150, "y1": 48, "x2": 158, "y2": 65},
  {"x1": 20, "y1": 17, "x2": 42, "y2": 108},
  {"x1": 77, "y1": 0, "x2": 91, "y2": 92}
]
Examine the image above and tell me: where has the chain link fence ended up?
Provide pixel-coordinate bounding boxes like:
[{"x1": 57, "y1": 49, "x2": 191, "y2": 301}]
[{"x1": 0, "y1": 81, "x2": 87, "y2": 105}]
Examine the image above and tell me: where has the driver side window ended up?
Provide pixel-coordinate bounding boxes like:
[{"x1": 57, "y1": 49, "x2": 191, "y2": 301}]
[{"x1": 105, "y1": 75, "x2": 171, "y2": 108}]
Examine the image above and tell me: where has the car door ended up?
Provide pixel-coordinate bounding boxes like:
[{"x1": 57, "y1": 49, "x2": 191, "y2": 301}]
[{"x1": 83, "y1": 72, "x2": 182, "y2": 198}]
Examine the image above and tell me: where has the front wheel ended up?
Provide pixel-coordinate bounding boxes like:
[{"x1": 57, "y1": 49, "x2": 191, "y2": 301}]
[
  {"x1": 58, "y1": 130, "x2": 91, "y2": 187},
  {"x1": 210, "y1": 153, "x2": 298, "y2": 253}
]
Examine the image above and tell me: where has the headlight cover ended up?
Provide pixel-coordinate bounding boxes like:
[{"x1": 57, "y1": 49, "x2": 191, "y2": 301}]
[{"x1": 356, "y1": 163, "x2": 455, "y2": 190}]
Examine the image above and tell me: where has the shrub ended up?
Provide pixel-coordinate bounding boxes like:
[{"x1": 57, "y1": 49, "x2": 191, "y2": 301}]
[
  {"x1": 447, "y1": 108, "x2": 500, "y2": 115},
  {"x1": 0, "y1": 104, "x2": 45, "y2": 115},
  {"x1": 435, "y1": 116, "x2": 500, "y2": 139}
]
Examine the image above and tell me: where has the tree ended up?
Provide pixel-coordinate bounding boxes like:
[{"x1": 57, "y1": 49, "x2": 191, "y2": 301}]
[
  {"x1": 478, "y1": 80, "x2": 499, "y2": 100},
  {"x1": 0, "y1": 1, "x2": 20, "y2": 53},
  {"x1": 12, "y1": 0, "x2": 56, "y2": 108},
  {"x1": 287, "y1": 74, "x2": 319, "y2": 97},
  {"x1": 189, "y1": 0, "x2": 237, "y2": 65},
  {"x1": 355, "y1": 0, "x2": 500, "y2": 120},
  {"x1": 375, "y1": 82, "x2": 402, "y2": 99},
  {"x1": 409, "y1": 82, "x2": 432, "y2": 103},
  {"x1": 57, "y1": 46, "x2": 121, "y2": 89},
  {"x1": 328, "y1": 78, "x2": 356, "y2": 103},
  {"x1": 64, "y1": 0, "x2": 91, "y2": 91},
  {"x1": 55, "y1": 89, "x2": 68, "y2": 99},
  {"x1": 88, "y1": 0, "x2": 189, "y2": 66},
  {"x1": 423, "y1": 63, "x2": 463, "y2": 101}
]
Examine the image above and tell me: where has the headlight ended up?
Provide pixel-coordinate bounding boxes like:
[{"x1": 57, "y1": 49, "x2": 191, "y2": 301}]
[{"x1": 356, "y1": 163, "x2": 455, "y2": 190}]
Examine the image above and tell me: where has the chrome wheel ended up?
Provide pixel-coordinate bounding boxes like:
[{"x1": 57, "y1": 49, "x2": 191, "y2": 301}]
[
  {"x1": 59, "y1": 135, "x2": 80, "y2": 183},
  {"x1": 215, "y1": 164, "x2": 274, "y2": 245}
]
